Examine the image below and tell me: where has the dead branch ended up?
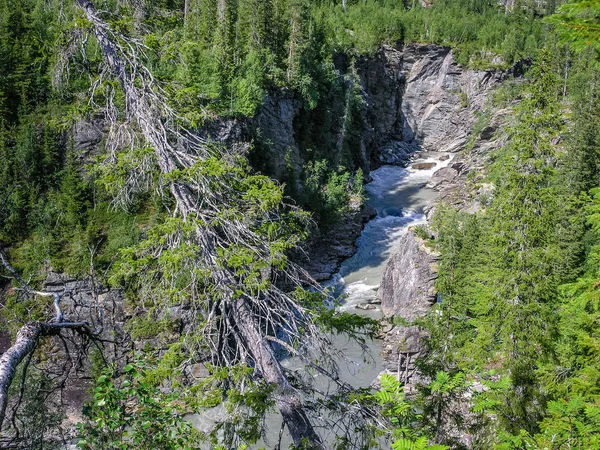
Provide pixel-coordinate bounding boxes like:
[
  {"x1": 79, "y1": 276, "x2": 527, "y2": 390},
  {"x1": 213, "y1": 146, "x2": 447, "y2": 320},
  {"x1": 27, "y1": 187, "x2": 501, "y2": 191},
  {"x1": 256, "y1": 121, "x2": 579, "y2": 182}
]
[
  {"x1": 0, "y1": 247, "x2": 103, "y2": 433},
  {"x1": 0, "y1": 320, "x2": 93, "y2": 431}
]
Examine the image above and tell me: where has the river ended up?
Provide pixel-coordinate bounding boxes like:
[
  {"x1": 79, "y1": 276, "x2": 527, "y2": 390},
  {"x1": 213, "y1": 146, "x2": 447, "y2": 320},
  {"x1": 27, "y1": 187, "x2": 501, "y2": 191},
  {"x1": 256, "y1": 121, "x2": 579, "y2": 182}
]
[
  {"x1": 188, "y1": 151, "x2": 452, "y2": 447},
  {"x1": 320, "y1": 152, "x2": 452, "y2": 388}
]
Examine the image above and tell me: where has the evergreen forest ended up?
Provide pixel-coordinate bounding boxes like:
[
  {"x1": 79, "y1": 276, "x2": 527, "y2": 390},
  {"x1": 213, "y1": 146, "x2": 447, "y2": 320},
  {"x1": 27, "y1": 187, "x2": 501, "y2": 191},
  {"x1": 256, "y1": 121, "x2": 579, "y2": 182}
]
[{"x1": 0, "y1": 0, "x2": 599, "y2": 449}]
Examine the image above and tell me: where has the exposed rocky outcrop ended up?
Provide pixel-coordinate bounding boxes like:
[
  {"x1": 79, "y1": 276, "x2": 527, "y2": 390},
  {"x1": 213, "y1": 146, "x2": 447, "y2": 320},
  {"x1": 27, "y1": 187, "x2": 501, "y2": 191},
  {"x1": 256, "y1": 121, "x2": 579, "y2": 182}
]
[
  {"x1": 380, "y1": 229, "x2": 439, "y2": 319},
  {"x1": 399, "y1": 44, "x2": 513, "y2": 155},
  {"x1": 379, "y1": 229, "x2": 439, "y2": 381},
  {"x1": 425, "y1": 105, "x2": 513, "y2": 221},
  {"x1": 426, "y1": 166, "x2": 459, "y2": 190},
  {"x1": 10, "y1": 273, "x2": 132, "y2": 430},
  {"x1": 299, "y1": 203, "x2": 377, "y2": 281}
]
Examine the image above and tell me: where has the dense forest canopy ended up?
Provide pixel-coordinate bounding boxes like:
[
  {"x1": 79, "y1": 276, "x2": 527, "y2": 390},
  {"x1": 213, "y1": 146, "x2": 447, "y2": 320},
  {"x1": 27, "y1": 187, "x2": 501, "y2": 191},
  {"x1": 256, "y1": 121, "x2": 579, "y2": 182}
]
[{"x1": 0, "y1": 0, "x2": 598, "y2": 449}]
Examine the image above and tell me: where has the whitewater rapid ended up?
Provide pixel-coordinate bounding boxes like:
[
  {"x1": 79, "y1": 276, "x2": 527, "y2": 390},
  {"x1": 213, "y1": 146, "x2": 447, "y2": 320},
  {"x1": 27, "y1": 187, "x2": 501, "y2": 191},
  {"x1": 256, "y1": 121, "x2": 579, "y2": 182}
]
[{"x1": 327, "y1": 153, "x2": 452, "y2": 313}]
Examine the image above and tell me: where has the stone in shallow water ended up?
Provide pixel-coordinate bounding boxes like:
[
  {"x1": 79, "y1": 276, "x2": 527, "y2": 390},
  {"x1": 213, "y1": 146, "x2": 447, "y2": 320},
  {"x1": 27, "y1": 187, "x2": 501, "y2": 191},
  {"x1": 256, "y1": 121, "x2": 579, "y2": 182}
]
[
  {"x1": 426, "y1": 166, "x2": 459, "y2": 190},
  {"x1": 355, "y1": 303, "x2": 378, "y2": 310},
  {"x1": 412, "y1": 162, "x2": 437, "y2": 170}
]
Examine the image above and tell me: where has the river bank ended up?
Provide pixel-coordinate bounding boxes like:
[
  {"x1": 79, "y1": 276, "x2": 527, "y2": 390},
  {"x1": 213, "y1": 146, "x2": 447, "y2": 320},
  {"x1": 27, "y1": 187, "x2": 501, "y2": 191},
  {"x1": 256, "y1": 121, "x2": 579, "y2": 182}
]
[{"x1": 320, "y1": 151, "x2": 453, "y2": 390}]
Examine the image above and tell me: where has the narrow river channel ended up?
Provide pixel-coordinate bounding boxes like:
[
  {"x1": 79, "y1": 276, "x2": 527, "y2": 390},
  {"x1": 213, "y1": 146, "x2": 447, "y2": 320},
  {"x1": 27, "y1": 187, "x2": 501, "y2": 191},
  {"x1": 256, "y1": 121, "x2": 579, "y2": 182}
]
[
  {"x1": 318, "y1": 151, "x2": 452, "y2": 387},
  {"x1": 188, "y1": 151, "x2": 452, "y2": 448}
]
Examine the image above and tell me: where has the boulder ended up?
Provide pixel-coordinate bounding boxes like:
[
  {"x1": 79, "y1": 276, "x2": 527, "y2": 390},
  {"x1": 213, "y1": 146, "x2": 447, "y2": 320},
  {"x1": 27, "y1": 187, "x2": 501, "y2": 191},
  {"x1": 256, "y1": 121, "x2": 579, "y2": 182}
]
[
  {"x1": 412, "y1": 162, "x2": 437, "y2": 170},
  {"x1": 379, "y1": 229, "x2": 439, "y2": 320},
  {"x1": 355, "y1": 303, "x2": 378, "y2": 311},
  {"x1": 73, "y1": 119, "x2": 104, "y2": 155},
  {"x1": 426, "y1": 166, "x2": 459, "y2": 190}
]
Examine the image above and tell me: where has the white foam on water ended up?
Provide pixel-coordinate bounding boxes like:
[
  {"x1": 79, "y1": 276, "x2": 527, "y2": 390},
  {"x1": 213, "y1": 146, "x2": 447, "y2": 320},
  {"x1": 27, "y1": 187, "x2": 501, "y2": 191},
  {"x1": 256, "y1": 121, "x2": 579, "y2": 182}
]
[
  {"x1": 335, "y1": 154, "x2": 453, "y2": 307},
  {"x1": 187, "y1": 153, "x2": 454, "y2": 448}
]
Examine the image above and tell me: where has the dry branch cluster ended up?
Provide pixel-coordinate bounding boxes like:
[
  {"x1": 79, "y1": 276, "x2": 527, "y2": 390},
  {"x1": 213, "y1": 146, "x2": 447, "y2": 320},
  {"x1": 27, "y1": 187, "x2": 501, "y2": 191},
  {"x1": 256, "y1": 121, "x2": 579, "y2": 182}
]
[{"x1": 0, "y1": 1, "x2": 381, "y2": 447}]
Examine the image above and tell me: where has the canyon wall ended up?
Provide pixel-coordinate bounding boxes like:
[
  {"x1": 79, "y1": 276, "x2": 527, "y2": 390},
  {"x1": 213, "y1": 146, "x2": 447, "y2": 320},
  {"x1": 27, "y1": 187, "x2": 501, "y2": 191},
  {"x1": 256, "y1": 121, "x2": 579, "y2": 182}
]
[{"x1": 378, "y1": 46, "x2": 519, "y2": 386}]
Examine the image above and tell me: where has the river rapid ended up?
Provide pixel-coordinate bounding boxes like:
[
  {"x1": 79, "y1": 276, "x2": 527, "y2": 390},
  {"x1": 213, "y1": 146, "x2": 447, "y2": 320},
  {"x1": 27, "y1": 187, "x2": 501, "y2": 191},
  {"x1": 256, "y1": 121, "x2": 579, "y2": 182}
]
[
  {"x1": 188, "y1": 151, "x2": 452, "y2": 447},
  {"x1": 321, "y1": 152, "x2": 452, "y2": 388}
]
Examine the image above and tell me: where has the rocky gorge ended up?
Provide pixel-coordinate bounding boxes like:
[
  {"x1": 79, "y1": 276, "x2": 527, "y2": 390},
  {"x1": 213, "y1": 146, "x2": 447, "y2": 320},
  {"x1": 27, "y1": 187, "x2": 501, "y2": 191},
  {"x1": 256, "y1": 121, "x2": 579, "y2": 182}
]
[
  {"x1": 70, "y1": 43, "x2": 518, "y2": 283},
  {"x1": 373, "y1": 45, "x2": 519, "y2": 388},
  {"x1": 1, "y1": 41, "x2": 521, "y2": 441}
]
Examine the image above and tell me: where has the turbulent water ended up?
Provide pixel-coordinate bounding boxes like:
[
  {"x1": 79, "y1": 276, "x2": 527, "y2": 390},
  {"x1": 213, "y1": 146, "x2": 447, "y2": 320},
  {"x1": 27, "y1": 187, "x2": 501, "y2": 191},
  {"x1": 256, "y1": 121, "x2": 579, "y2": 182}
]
[
  {"x1": 330, "y1": 153, "x2": 452, "y2": 312},
  {"x1": 188, "y1": 152, "x2": 452, "y2": 447}
]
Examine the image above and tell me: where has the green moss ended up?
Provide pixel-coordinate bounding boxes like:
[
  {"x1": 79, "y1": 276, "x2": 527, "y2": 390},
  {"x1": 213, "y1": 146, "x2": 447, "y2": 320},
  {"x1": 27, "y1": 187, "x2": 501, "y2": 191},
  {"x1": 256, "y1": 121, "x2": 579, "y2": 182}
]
[{"x1": 128, "y1": 316, "x2": 179, "y2": 341}]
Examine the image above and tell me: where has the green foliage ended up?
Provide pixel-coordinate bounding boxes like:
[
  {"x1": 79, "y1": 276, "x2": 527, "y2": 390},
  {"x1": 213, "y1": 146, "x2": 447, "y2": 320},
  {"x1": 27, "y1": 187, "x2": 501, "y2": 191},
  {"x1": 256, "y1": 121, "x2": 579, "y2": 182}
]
[
  {"x1": 420, "y1": 41, "x2": 600, "y2": 447},
  {"x1": 1, "y1": 0, "x2": 599, "y2": 448},
  {"x1": 77, "y1": 363, "x2": 203, "y2": 450},
  {"x1": 400, "y1": 0, "x2": 545, "y2": 68},
  {"x1": 534, "y1": 397, "x2": 600, "y2": 449},
  {"x1": 412, "y1": 225, "x2": 432, "y2": 242},
  {"x1": 128, "y1": 316, "x2": 180, "y2": 341},
  {"x1": 302, "y1": 159, "x2": 361, "y2": 223},
  {"x1": 547, "y1": 0, "x2": 600, "y2": 54},
  {"x1": 373, "y1": 374, "x2": 449, "y2": 450},
  {"x1": 318, "y1": 2, "x2": 406, "y2": 55}
]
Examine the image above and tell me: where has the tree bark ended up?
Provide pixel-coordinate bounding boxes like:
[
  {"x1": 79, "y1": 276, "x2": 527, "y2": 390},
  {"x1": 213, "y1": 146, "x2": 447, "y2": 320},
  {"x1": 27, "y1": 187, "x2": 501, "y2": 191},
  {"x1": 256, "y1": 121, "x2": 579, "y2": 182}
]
[
  {"x1": 0, "y1": 323, "x2": 42, "y2": 431},
  {"x1": 74, "y1": 1, "x2": 324, "y2": 446},
  {"x1": 232, "y1": 299, "x2": 324, "y2": 450},
  {"x1": 0, "y1": 321, "x2": 92, "y2": 430}
]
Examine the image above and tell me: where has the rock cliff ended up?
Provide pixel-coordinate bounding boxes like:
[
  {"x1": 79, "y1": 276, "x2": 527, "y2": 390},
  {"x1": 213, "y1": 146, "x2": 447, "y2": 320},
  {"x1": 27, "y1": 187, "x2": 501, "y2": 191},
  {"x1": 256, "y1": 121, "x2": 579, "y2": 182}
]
[
  {"x1": 380, "y1": 229, "x2": 439, "y2": 319},
  {"x1": 377, "y1": 46, "x2": 521, "y2": 383},
  {"x1": 399, "y1": 45, "x2": 508, "y2": 154},
  {"x1": 379, "y1": 229, "x2": 438, "y2": 382}
]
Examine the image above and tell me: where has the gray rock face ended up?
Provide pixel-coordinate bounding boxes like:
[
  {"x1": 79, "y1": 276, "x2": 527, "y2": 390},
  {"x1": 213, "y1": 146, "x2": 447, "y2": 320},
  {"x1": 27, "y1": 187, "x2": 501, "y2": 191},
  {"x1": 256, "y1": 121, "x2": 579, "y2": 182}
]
[
  {"x1": 379, "y1": 229, "x2": 439, "y2": 382},
  {"x1": 426, "y1": 166, "x2": 459, "y2": 190},
  {"x1": 381, "y1": 325, "x2": 429, "y2": 384},
  {"x1": 380, "y1": 229, "x2": 439, "y2": 319},
  {"x1": 355, "y1": 45, "x2": 406, "y2": 167},
  {"x1": 73, "y1": 119, "x2": 104, "y2": 155},
  {"x1": 399, "y1": 44, "x2": 507, "y2": 154},
  {"x1": 253, "y1": 93, "x2": 303, "y2": 179},
  {"x1": 32, "y1": 273, "x2": 131, "y2": 426}
]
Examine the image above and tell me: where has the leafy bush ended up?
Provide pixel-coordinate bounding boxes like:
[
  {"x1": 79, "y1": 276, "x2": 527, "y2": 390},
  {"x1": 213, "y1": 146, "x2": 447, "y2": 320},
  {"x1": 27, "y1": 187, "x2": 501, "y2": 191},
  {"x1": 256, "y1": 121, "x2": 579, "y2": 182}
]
[{"x1": 77, "y1": 363, "x2": 203, "y2": 450}]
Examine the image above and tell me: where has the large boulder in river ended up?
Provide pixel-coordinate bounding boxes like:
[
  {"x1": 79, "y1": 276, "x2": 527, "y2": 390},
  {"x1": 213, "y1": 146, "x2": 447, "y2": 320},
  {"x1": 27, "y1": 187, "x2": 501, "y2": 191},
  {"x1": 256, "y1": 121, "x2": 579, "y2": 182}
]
[
  {"x1": 379, "y1": 229, "x2": 439, "y2": 319},
  {"x1": 379, "y1": 229, "x2": 440, "y2": 384},
  {"x1": 426, "y1": 166, "x2": 459, "y2": 190}
]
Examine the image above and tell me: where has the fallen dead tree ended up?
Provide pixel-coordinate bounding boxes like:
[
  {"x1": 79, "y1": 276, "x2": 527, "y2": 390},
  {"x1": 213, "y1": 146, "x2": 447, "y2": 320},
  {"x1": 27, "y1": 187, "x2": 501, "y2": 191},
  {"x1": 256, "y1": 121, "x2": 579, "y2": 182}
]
[
  {"x1": 0, "y1": 2, "x2": 381, "y2": 447},
  {"x1": 0, "y1": 247, "x2": 100, "y2": 433},
  {"x1": 74, "y1": 0, "x2": 325, "y2": 446}
]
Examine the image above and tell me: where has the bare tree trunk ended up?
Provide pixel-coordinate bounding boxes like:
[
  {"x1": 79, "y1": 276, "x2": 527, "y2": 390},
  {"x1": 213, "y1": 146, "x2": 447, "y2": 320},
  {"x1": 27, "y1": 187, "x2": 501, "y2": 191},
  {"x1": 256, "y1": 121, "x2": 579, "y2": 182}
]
[
  {"x1": 231, "y1": 299, "x2": 324, "y2": 450},
  {"x1": 74, "y1": 1, "x2": 324, "y2": 446},
  {"x1": 0, "y1": 320, "x2": 92, "y2": 430},
  {"x1": 0, "y1": 323, "x2": 42, "y2": 430}
]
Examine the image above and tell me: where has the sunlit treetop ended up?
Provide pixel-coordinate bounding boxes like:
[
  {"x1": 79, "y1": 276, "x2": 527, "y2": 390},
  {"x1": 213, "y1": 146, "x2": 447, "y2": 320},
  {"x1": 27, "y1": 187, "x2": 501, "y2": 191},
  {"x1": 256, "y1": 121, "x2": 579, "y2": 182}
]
[{"x1": 547, "y1": 0, "x2": 600, "y2": 53}]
